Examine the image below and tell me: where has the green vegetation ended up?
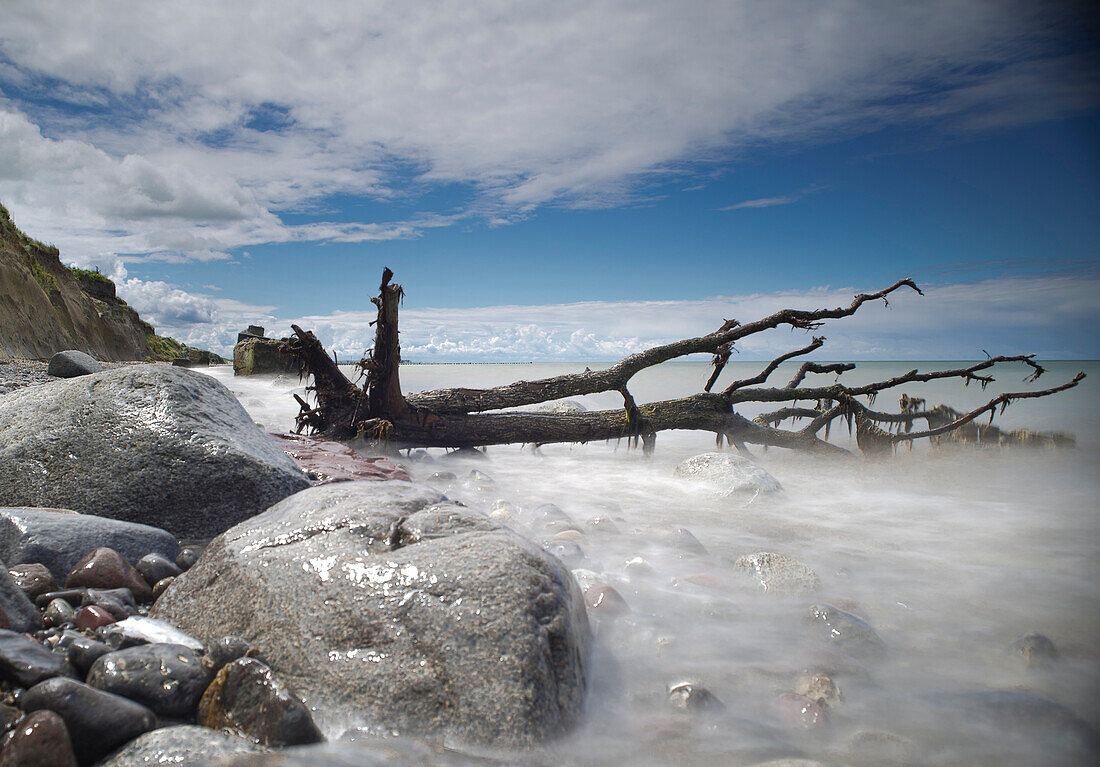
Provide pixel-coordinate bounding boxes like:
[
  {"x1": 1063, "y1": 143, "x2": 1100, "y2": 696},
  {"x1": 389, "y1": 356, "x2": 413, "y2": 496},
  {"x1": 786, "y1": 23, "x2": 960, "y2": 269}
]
[{"x1": 71, "y1": 266, "x2": 112, "y2": 284}]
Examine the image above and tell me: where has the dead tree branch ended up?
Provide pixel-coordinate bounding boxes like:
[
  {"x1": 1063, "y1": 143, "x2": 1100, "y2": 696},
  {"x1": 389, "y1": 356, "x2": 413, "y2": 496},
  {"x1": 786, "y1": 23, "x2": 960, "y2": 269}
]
[{"x1": 283, "y1": 270, "x2": 1082, "y2": 456}]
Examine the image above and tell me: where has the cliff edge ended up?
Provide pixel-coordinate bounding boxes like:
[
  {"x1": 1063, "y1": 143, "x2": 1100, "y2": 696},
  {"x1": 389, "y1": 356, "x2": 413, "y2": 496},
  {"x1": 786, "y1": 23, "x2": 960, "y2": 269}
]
[{"x1": 0, "y1": 203, "x2": 204, "y2": 362}]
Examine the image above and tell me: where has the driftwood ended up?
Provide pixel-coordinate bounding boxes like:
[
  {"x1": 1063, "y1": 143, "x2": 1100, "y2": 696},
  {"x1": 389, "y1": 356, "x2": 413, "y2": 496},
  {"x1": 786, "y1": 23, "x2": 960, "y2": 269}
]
[{"x1": 281, "y1": 270, "x2": 1084, "y2": 457}]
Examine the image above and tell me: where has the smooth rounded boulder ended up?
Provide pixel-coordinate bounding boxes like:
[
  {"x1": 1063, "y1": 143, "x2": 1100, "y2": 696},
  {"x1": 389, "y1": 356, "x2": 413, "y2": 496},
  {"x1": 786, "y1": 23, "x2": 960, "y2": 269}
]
[
  {"x1": 0, "y1": 508, "x2": 179, "y2": 581},
  {"x1": 152, "y1": 481, "x2": 590, "y2": 747},
  {"x1": 0, "y1": 366, "x2": 310, "y2": 539},
  {"x1": 47, "y1": 350, "x2": 101, "y2": 378}
]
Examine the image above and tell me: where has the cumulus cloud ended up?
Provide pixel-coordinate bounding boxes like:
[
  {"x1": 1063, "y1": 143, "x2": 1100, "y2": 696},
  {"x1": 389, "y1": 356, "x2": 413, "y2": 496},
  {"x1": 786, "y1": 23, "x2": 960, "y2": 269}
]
[{"x1": 0, "y1": 1, "x2": 1095, "y2": 262}]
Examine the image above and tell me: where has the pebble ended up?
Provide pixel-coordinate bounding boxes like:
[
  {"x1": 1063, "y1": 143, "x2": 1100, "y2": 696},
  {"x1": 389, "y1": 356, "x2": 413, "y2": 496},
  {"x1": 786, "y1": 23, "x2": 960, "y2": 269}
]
[
  {"x1": 174, "y1": 549, "x2": 200, "y2": 571},
  {"x1": 0, "y1": 629, "x2": 77, "y2": 687},
  {"x1": 80, "y1": 589, "x2": 135, "y2": 621},
  {"x1": 775, "y1": 692, "x2": 829, "y2": 730},
  {"x1": 65, "y1": 548, "x2": 152, "y2": 602},
  {"x1": 134, "y1": 553, "x2": 182, "y2": 588},
  {"x1": 75, "y1": 606, "x2": 116, "y2": 631},
  {"x1": 6, "y1": 564, "x2": 57, "y2": 601},
  {"x1": 584, "y1": 585, "x2": 630, "y2": 616},
  {"x1": 1012, "y1": 632, "x2": 1059, "y2": 669},
  {"x1": 198, "y1": 657, "x2": 323, "y2": 747},
  {"x1": 488, "y1": 500, "x2": 515, "y2": 522},
  {"x1": 20, "y1": 677, "x2": 157, "y2": 764},
  {"x1": 794, "y1": 671, "x2": 840, "y2": 708},
  {"x1": 543, "y1": 540, "x2": 586, "y2": 567},
  {"x1": 152, "y1": 576, "x2": 175, "y2": 599},
  {"x1": 426, "y1": 471, "x2": 456, "y2": 485},
  {"x1": 585, "y1": 515, "x2": 620, "y2": 534},
  {"x1": 95, "y1": 725, "x2": 265, "y2": 766},
  {"x1": 668, "y1": 682, "x2": 726, "y2": 714},
  {"x1": 553, "y1": 530, "x2": 587, "y2": 544},
  {"x1": 204, "y1": 636, "x2": 251, "y2": 672},
  {"x1": 623, "y1": 556, "x2": 655, "y2": 579},
  {"x1": 97, "y1": 616, "x2": 204, "y2": 652},
  {"x1": 62, "y1": 634, "x2": 112, "y2": 676},
  {"x1": 807, "y1": 604, "x2": 885, "y2": 655},
  {"x1": 734, "y1": 552, "x2": 820, "y2": 595},
  {"x1": 660, "y1": 527, "x2": 707, "y2": 555},
  {"x1": 87, "y1": 643, "x2": 212, "y2": 717},
  {"x1": 42, "y1": 599, "x2": 75, "y2": 628},
  {"x1": 0, "y1": 709, "x2": 78, "y2": 767}
]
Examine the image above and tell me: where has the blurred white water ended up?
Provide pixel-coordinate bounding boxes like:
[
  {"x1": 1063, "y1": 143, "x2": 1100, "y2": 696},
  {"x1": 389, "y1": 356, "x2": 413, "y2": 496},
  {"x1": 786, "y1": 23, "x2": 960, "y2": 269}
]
[{"x1": 204, "y1": 360, "x2": 1100, "y2": 766}]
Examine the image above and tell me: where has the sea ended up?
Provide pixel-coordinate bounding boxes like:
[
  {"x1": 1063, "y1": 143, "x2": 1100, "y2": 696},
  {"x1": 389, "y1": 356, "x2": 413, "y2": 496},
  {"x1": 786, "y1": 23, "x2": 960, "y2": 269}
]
[{"x1": 204, "y1": 359, "x2": 1099, "y2": 766}]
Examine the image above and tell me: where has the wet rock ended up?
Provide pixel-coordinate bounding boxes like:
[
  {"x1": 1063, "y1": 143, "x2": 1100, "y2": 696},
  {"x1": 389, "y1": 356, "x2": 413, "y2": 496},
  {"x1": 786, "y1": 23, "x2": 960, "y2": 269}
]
[
  {"x1": 659, "y1": 526, "x2": 707, "y2": 555},
  {"x1": 268, "y1": 431, "x2": 411, "y2": 484},
  {"x1": 20, "y1": 677, "x2": 157, "y2": 764},
  {"x1": 775, "y1": 692, "x2": 828, "y2": 730},
  {"x1": 87, "y1": 643, "x2": 212, "y2": 717},
  {"x1": 584, "y1": 514, "x2": 620, "y2": 534},
  {"x1": 197, "y1": 738, "x2": 505, "y2": 766},
  {"x1": 426, "y1": 471, "x2": 456, "y2": 485},
  {"x1": 0, "y1": 562, "x2": 40, "y2": 633},
  {"x1": 623, "y1": 556, "x2": 655, "y2": 579},
  {"x1": 0, "y1": 702, "x2": 21, "y2": 731},
  {"x1": 0, "y1": 366, "x2": 311, "y2": 540},
  {"x1": 75, "y1": 605, "x2": 115, "y2": 631},
  {"x1": 0, "y1": 629, "x2": 77, "y2": 687},
  {"x1": 735, "y1": 552, "x2": 820, "y2": 595},
  {"x1": 793, "y1": 671, "x2": 840, "y2": 708},
  {"x1": 205, "y1": 636, "x2": 251, "y2": 672},
  {"x1": 6, "y1": 564, "x2": 56, "y2": 601},
  {"x1": 553, "y1": 529, "x2": 587, "y2": 544},
  {"x1": 807, "y1": 604, "x2": 884, "y2": 655},
  {"x1": 846, "y1": 729, "x2": 917, "y2": 767},
  {"x1": 134, "y1": 553, "x2": 181, "y2": 588},
  {"x1": 152, "y1": 576, "x2": 175, "y2": 599},
  {"x1": 674, "y1": 452, "x2": 783, "y2": 497},
  {"x1": 96, "y1": 725, "x2": 265, "y2": 766},
  {"x1": 668, "y1": 682, "x2": 726, "y2": 714},
  {"x1": 65, "y1": 548, "x2": 152, "y2": 602},
  {"x1": 543, "y1": 539, "x2": 586, "y2": 567},
  {"x1": 0, "y1": 709, "x2": 77, "y2": 767},
  {"x1": 42, "y1": 599, "x2": 75, "y2": 628},
  {"x1": 175, "y1": 548, "x2": 200, "y2": 571},
  {"x1": 1012, "y1": 632, "x2": 1059, "y2": 669},
  {"x1": 63, "y1": 634, "x2": 112, "y2": 676},
  {"x1": 929, "y1": 690, "x2": 1099, "y2": 765},
  {"x1": 0, "y1": 509, "x2": 179, "y2": 581},
  {"x1": 47, "y1": 350, "x2": 101, "y2": 379},
  {"x1": 97, "y1": 615, "x2": 204, "y2": 651},
  {"x1": 80, "y1": 589, "x2": 135, "y2": 621},
  {"x1": 584, "y1": 585, "x2": 630, "y2": 616},
  {"x1": 487, "y1": 499, "x2": 515, "y2": 522},
  {"x1": 198, "y1": 657, "x2": 322, "y2": 747},
  {"x1": 151, "y1": 481, "x2": 589, "y2": 746}
]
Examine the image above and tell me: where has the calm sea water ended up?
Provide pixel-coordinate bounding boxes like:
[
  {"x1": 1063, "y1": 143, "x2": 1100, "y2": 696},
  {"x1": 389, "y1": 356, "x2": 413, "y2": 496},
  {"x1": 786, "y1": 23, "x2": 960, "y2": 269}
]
[{"x1": 205, "y1": 360, "x2": 1099, "y2": 766}]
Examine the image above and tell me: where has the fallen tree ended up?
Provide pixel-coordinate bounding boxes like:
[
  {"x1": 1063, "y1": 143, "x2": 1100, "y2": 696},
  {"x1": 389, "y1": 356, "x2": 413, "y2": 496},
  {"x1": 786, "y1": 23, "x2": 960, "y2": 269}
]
[{"x1": 281, "y1": 269, "x2": 1084, "y2": 457}]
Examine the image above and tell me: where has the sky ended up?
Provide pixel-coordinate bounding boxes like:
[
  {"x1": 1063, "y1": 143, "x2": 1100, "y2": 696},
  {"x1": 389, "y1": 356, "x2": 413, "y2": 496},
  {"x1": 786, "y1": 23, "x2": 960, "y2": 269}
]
[{"x1": 1, "y1": 1, "x2": 1097, "y2": 361}]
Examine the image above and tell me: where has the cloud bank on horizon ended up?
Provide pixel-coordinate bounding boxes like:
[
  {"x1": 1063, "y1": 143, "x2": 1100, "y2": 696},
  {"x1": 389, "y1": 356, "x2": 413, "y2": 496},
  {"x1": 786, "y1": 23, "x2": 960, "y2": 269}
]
[
  {"x1": 121, "y1": 272, "x2": 1100, "y2": 362},
  {"x1": 0, "y1": 1, "x2": 1096, "y2": 360}
]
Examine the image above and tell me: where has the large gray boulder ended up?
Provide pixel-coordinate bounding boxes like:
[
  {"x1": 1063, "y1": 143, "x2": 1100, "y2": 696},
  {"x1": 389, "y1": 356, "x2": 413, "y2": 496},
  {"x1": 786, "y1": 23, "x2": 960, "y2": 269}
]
[
  {"x1": 152, "y1": 481, "x2": 589, "y2": 747},
  {"x1": 48, "y1": 350, "x2": 102, "y2": 378},
  {"x1": 0, "y1": 508, "x2": 179, "y2": 580},
  {"x1": 0, "y1": 365, "x2": 310, "y2": 539}
]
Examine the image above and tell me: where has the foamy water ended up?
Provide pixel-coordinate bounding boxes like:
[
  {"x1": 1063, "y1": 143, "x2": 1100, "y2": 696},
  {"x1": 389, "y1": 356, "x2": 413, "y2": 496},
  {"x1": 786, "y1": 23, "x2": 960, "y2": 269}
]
[{"x1": 204, "y1": 360, "x2": 1099, "y2": 766}]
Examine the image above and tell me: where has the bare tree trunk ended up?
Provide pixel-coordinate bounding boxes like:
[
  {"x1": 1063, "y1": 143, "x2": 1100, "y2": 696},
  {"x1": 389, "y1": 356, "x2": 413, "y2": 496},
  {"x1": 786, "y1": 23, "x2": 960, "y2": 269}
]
[{"x1": 282, "y1": 270, "x2": 1085, "y2": 456}]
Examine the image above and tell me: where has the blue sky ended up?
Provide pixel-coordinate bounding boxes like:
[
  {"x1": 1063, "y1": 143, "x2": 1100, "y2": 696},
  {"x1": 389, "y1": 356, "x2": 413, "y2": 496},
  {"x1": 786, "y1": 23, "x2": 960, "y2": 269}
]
[{"x1": 1, "y1": 1, "x2": 1097, "y2": 360}]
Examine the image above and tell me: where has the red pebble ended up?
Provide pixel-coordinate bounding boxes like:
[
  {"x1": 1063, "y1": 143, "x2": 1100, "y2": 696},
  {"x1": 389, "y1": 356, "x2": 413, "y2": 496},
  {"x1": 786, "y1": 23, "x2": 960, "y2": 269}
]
[
  {"x1": 75, "y1": 605, "x2": 116, "y2": 631},
  {"x1": 65, "y1": 547, "x2": 152, "y2": 601},
  {"x1": 584, "y1": 585, "x2": 630, "y2": 616},
  {"x1": 776, "y1": 692, "x2": 829, "y2": 730}
]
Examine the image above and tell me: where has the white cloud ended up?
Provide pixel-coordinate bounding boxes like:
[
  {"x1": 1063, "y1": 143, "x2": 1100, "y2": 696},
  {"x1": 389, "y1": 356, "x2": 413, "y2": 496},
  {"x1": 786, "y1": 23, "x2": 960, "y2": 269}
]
[
  {"x1": 0, "y1": 1, "x2": 1094, "y2": 261},
  {"x1": 719, "y1": 195, "x2": 799, "y2": 211},
  {"x1": 152, "y1": 272, "x2": 1096, "y2": 361}
]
